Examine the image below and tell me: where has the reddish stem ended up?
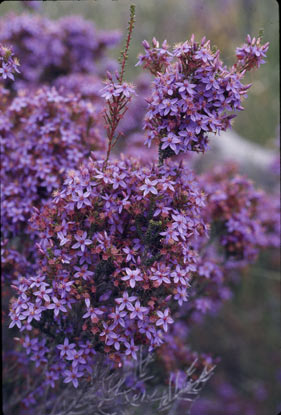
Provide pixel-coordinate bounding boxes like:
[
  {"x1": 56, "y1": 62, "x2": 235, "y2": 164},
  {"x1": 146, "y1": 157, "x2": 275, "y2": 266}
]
[{"x1": 102, "y1": 5, "x2": 135, "y2": 171}]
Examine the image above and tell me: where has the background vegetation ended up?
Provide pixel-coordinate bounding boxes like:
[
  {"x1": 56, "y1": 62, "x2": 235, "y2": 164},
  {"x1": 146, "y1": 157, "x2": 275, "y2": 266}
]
[{"x1": 1, "y1": 0, "x2": 279, "y2": 146}]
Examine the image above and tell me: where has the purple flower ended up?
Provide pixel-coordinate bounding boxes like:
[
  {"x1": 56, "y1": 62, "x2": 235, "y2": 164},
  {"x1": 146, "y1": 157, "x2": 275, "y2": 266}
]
[
  {"x1": 72, "y1": 232, "x2": 92, "y2": 252},
  {"x1": 176, "y1": 79, "x2": 196, "y2": 95},
  {"x1": 111, "y1": 172, "x2": 127, "y2": 190},
  {"x1": 30, "y1": 275, "x2": 46, "y2": 289},
  {"x1": 106, "y1": 332, "x2": 124, "y2": 351},
  {"x1": 47, "y1": 297, "x2": 67, "y2": 317},
  {"x1": 57, "y1": 338, "x2": 76, "y2": 358},
  {"x1": 101, "y1": 81, "x2": 117, "y2": 100},
  {"x1": 122, "y1": 246, "x2": 136, "y2": 262},
  {"x1": 139, "y1": 178, "x2": 159, "y2": 197},
  {"x1": 161, "y1": 133, "x2": 181, "y2": 154},
  {"x1": 63, "y1": 367, "x2": 83, "y2": 388},
  {"x1": 140, "y1": 34, "x2": 269, "y2": 155},
  {"x1": 121, "y1": 268, "x2": 143, "y2": 288},
  {"x1": 149, "y1": 269, "x2": 171, "y2": 286},
  {"x1": 124, "y1": 339, "x2": 139, "y2": 360},
  {"x1": 171, "y1": 265, "x2": 190, "y2": 286},
  {"x1": 57, "y1": 232, "x2": 70, "y2": 247},
  {"x1": 174, "y1": 287, "x2": 188, "y2": 306},
  {"x1": 34, "y1": 285, "x2": 53, "y2": 302},
  {"x1": 9, "y1": 313, "x2": 25, "y2": 329},
  {"x1": 74, "y1": 265, "x2": 94, "y2": 281},
  {"x1": 156, "y1": 308, "x2": 174, "y2": 332},
  {"x1": 0, "y1": 63, "x2": 15, "y2": 80},
  {"x1": 66, "y1": 349, "x2": 86, "y2": 368},
  {"x1": 195, "y1": 298, "x2": 212, "y2": 313},
  {"x1": 115, "y1": 291, "x2": 137, "y2": 311},
  {"x1": 114, "y1": 82, "x2": 135, "y2": 98},
  {"x1": 83, "y1": 300, "x2": 103, "y2": 322},
  {"x1": 72, "y1": 189, "x2": 92, "y2": 209},
  {"x1": 127, "y1": 300, "x2": 149, "y2": 320},
  {"x1": 99, "y1": 322, "x2": 114, "y2": 341},
  {"x1": 22, "y1": 304, "x2": 44, "y2": 324},
  {"x1": 159, "y1": 98, "x2": 179, "y2": 116},
  {"x1": 45, "y1": 371, "x2": 58, "y2": 388},
  {"x1": 236, "y1": 35, "x2": 269, "y2": 70},
  {"x1": 108, "y1": 308, "x2": 127, "y2": 328}
]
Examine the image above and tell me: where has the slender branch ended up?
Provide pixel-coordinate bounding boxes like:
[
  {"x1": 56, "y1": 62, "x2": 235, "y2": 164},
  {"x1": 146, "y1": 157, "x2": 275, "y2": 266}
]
[
  {"x1": 119, "y1": 5, "x2": 136, "y2": 84},
  {"x1": 102, "y1": 5, "x2": 136, "y2": 171}
]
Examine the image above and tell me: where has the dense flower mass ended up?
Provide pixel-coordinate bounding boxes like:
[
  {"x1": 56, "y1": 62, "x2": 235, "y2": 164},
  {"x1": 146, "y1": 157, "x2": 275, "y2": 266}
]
[
  {"x1": 1, "y1": 86, "x2": 105, "y2": 241},
  {"x1": 0, "y1": 43, "x2": 20, "y2": 81},
  {"x1": 138, "y1": 34, "x2": 268, "y2": 158},
  {"x1": 200, "y1": 163, "x2": 280, "y2": 265},
  {"x1": 0, "y1": 14, "x2": 120, "y2": 88},
  {"x1": 8, "y1": 157, "x2": 208, "y2": 387}
]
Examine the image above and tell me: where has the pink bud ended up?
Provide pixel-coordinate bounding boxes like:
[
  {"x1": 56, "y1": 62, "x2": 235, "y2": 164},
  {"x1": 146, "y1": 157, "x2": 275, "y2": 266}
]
[
  {"x1": 152, "y1": 37, "x2": 159, "y2": 48},
  {"x1": 106, "y1": 71, "x2": 113, "y2": 80},
  {"x1": 142, "y1": 40, "x2": 150, "y2": 50}
]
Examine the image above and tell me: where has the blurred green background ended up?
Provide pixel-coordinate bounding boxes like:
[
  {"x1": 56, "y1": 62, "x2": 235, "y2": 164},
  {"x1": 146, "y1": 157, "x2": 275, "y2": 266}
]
[{"x1": 0, "y1": 0, "x2": 279, "y2": 147}]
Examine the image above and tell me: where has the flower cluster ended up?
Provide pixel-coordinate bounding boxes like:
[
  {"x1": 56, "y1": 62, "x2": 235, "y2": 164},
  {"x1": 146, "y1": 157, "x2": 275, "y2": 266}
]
[
  {"x1": 0, "y1": 13, "x2": 120, "y2": 88},
  {"x1": 136, "y1": 38, "x2": 172, "y2": 75},
  {"x1": 235, "y1": 34, "x2": 269, "y2": 71},
  {"x1": 139, "y1": 34, "x2": 268, "y2": 158},
  {"x1": 8, "y1": 157, "x2": 207, "y2": 389},
  {"x1": 0, "y1": 43, "x2": 20, "y2": 81},
  {"x1": 200, "y1": 163, "x2": 280, "y2": 265},
  {"x1": 1, "y1": 86, "x2": 105, "y2": 242}
]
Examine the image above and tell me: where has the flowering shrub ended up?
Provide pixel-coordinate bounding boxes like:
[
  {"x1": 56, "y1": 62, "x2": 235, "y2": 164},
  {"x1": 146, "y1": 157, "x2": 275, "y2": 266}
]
[
  {"x1": 138, "y1": 35, "x2": 269, "y2": 158},
  {"x1": 3, "y1": 6, "x2": 279, "y2": 414},
  {"x1": 0, "y1": 14, "x2": 120, "y2": 88}
]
